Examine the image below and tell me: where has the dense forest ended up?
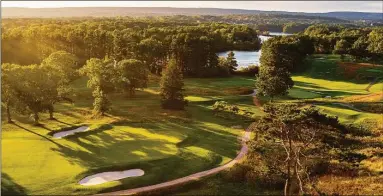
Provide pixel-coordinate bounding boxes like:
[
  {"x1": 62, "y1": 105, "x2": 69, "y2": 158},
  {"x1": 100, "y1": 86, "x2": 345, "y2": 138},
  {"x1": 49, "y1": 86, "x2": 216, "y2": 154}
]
[{"x1": 2, "y1": 17, "x2": 261, "y2": 76}]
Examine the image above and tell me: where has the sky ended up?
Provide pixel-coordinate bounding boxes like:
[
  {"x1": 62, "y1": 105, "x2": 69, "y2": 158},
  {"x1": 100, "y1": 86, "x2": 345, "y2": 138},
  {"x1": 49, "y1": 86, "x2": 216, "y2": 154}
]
[{"x1": 2, "y1": 1, "x2": 382, "y2": 13}]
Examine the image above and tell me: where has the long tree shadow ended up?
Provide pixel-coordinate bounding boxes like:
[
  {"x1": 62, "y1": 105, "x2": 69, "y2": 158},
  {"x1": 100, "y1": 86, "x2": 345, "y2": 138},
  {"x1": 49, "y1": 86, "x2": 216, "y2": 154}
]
[
  {"x1": 12, "y1": 123, "x2": 63, "y2": 147},
  {"x1": 54, "y1": 119, "x2": 75, "y2": 126},
  {"x1": 288, "y1": 86, "x2": 364, "y2": 99},
  {"x1": 1, "y1": 173, "x2": 27, "y2": 196},
  {"x1": 51, "y1": 114, "x2": 240, "y2": 171},
  {"x1": 50, "y1": 124, "x2": 183, "y2": 169}
]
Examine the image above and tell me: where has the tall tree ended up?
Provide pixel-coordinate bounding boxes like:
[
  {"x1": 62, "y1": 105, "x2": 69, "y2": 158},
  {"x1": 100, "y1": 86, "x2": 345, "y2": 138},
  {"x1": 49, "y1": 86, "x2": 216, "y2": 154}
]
[
  {"x1": 80, "y1": 57, "x2": 118, "y2": 116},
  {"x1": 226, "y1": 51, "x2": 238, "y2": 73},
  {"x1": 160, "y1": 57, "x2": 187, "y2": 110},
  {"x1": 40, "y1": 51, "x2": 78, "y2": 119},
  {"x1": 256, "y1": 38, "x2": 294, "y2": 100},
  {"x1": 117, "y1": 59, "x2": 149, "y2": 97}
]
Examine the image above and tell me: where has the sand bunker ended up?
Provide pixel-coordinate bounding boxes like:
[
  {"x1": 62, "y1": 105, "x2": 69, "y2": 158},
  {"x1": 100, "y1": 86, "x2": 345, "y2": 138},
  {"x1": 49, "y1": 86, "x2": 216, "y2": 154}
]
[
  {"x1": 53, "y1": 126, "x2": 89, "y2": 138},
  {"x1": 79, "y1": 169, "x2": 145, "y2": 186},
  {"x1": 245, "y1": 89, "x2": 257, "y2": 97}
]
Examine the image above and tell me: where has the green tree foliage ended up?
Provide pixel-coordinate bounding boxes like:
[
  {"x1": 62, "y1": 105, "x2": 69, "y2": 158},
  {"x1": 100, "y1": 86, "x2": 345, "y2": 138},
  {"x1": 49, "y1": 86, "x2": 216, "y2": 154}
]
[
  {"x1": 351, "y1": 35, "x2": 370, "y2": 61},
  {"x1": 226, "y1": 51, "x2": 238, "y2": 73},
  {"x1": 333, "y1": 39, "x2": 351, "y2": 59},
  {"x1": 137, "y1": 38, "x2": 166, "y2": 75},
  {"x1": 303, "y1": 24, "x2": 383, "y2": 61},
  {"x1": 217, "y1": 57, "x2": 231, "y2": 77},
  {"x1": 1, "y1": 18, "x2": 261, "y2": 78},
  {"x1": 80, "y1": 57, "x2": 119, "y2": 116},
  {"x1": 2, "y1": 64, "x2": 62, "y2": 124},
  {"x1": 1, "y1": 64, "x2": 24, "y2": 123},
  {"x1": 40, "y1": 51, "x2": 78, "y2": 118},
  {"x1": 249, "y1": 104, "x2": 341, "y2": 195},
  {"x1": 1, "y1": 51, "x2": 78, "y2": 124},
  {"x1": 160, "y1": 57, "x2": 187, "y2": 110},
  {"x1": 282, "y1": 23, "x2": 309, "y2": 33},
  {"x1": 367, "y1": 29, "x2": 383, "y2": 58},
  {"x1": 117, "y1": 59, "x2": 149, "y2": 97},
  {"x1": 41, "y1": 51, "x2": 79, "y2": 83},
  {"x1": 255, "y1": 38, "x2": 294, "y2": 99}
]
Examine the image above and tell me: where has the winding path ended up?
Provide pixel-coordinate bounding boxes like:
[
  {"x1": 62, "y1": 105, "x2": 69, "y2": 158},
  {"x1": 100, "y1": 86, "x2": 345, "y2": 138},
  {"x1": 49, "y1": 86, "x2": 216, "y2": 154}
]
[
  {"x1": 96, "y1": 126, "x2": 252, "y2": 196},
  {"x1": 365, "y1": 77, "x2": 382, "y2": 92}
]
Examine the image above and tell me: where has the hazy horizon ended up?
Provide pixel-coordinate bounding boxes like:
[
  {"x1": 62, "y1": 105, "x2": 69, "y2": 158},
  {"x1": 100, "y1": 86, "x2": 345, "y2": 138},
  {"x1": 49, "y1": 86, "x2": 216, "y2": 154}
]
[{"x1": 2, "y1": 1, "x2": 382, "y2": 13}]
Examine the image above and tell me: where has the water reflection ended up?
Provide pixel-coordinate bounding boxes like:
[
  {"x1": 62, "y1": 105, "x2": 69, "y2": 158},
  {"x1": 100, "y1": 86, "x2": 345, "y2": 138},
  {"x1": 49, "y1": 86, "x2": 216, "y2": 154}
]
[{"x1": 217, "y1": 32, "x2": 292, "y2": 68}]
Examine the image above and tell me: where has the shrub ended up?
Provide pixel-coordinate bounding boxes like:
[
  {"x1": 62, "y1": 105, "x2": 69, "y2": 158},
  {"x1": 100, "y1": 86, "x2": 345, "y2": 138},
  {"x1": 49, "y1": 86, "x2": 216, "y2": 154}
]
[
  {"x1": 223, "y1": 163, "x2": 250, "y2": 182},
  {"x1": 353, "y1": 102, "x2": 383, "y2": 114},
  {"x1": 212, "y1": 101, "x2": 254, "y2": 121},
  {"x1": 213, "y1": 101, "x2": 239, "y2": 112}
]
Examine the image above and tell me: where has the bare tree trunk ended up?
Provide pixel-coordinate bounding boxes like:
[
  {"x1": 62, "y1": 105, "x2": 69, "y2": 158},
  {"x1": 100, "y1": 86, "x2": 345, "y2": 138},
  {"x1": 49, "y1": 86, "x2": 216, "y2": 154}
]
[
  {"x1": 48, "y1": 104, "x2": 55, "y2": 120},
  {"x1": 129, "y1": 87, "x2": 135, "y2": 97},
  {"x1": 285, "y1": 138, "x2": 293, "y2": 196},
  {"x1": 6, "y1": 105, "x2": 12, "y2": 123},
  {"x1": 291, "y1": 162, "x2": 300, "y2": 195},
  {"x1": 284, "y1": 178, "x2": 289, "y2": 196},
  {"x1": 33, "y1": 112, "x2": 39, "y2": 125}
]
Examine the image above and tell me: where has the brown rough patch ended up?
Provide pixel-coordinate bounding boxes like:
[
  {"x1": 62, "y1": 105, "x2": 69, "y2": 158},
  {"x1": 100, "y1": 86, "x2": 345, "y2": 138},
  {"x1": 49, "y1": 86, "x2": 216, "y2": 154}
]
[
  {"x1": 343, "y1": 92, "x2": 383, "y2": 102},
  {"x1": 337, "y1": 62, "x2": 381, "y2": 79}
]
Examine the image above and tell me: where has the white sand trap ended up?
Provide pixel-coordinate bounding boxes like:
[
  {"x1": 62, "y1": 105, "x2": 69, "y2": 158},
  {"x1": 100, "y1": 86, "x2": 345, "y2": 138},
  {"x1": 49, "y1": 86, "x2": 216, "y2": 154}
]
[
  {"x1": 79, "y1": 169, "x2": 145, "y2": 186},
  {"x1": 53, "y1": 126, "x2": 89, "y2": 138},
  {"x1": 241, "y1": 89, "x2": 257, "y2": 97}
]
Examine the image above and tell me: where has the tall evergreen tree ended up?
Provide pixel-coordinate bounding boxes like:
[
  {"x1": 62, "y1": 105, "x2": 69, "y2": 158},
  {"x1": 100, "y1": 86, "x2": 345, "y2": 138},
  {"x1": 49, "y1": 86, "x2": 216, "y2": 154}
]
[
  {"x1": 226, "y1": 51, "x2": 238, "y2": 73},
  {"x1": 160, "y1": 57, "x2": 187, "y2": 110},
  {"x1": 256, "y1": 38, "x2": 294, "y2": 100}
]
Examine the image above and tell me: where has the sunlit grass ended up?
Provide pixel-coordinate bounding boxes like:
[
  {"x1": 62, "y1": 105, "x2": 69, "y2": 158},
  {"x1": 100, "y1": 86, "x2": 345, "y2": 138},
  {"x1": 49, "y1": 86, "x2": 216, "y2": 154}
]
[{"x1": 2, "y1": 74, "x2": 255, "y2": 195}]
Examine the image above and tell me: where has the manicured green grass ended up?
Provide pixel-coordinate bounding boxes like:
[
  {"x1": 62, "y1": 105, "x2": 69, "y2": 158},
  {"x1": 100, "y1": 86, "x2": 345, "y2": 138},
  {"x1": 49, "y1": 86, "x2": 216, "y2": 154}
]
[
  {"x1": 2, "y1": 54, "x2": 382, "y2": 195},
  {"x1": 288, "y1": 55, "x2": 383, "y2": 99},
  {"x1": 2, "y1": 75, "x2": 258, "y2": 195}
]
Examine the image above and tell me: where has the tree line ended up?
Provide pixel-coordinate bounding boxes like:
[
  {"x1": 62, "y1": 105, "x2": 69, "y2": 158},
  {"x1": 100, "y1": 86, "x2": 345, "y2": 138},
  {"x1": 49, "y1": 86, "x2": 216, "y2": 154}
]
[
  {"x1": 2, "y1": 51, "x2": 187, "y2": 124},
  {"x1": 303, "y1": 25, "x2": 383, "y2": 61},
  {"x1": 2, "y1": 17, "x2": 261, "y2": 77}
]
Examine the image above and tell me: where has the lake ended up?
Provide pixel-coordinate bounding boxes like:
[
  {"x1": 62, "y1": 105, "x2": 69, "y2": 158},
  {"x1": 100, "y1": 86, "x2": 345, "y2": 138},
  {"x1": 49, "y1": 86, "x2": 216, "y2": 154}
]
[{"x1": 217, "y1": 32, "x2": 292, "y2": 68}]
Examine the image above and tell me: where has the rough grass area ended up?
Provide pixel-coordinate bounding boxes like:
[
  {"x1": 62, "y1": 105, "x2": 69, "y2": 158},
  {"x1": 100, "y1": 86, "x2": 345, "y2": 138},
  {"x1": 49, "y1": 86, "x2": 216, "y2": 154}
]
[
  {"x1": 173, "y1": 54, "x2": 383, "y2": 195},
  {"x1": 290, "y1": 55, "x2": 383, "y2": 194}
]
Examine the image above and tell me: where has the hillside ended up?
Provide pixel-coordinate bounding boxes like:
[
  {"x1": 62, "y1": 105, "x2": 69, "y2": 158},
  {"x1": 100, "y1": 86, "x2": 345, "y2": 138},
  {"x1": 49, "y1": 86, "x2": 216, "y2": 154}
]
[{"x1": 2, "y1": 7, "x2": 382, "y2": 21}]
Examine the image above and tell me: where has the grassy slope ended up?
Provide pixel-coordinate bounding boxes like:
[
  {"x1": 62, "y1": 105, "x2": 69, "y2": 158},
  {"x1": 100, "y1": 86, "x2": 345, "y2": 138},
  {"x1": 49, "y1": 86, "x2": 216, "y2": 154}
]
[
  {"x1": 171, "y1": 54, "x2": 383, "y2": 195},
  {"x1": 1, "y1": 75, "x2": 258, "y2": 195}
]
